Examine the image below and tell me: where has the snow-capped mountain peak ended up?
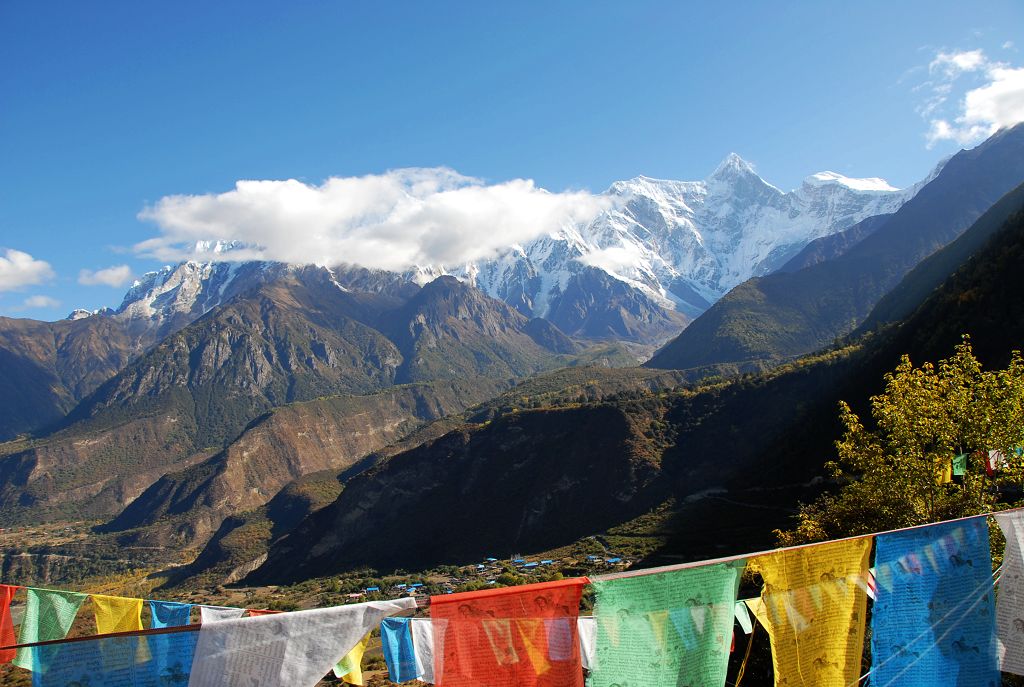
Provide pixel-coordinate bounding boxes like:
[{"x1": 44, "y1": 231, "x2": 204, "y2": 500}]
[
  {"x1": 113, "y1": 261, "x2": 290, "y2": 341},
  {"x1": 709, "y1": 152, "x2": 758, "y2": 180},
  {"x1": 456, "y1": 156, "x2": 918, "y2": 326}
]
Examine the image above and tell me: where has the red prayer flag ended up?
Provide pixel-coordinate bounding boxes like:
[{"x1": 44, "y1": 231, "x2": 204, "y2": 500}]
[
  {"x1": 245, "y1": 609, "x2": 282, "y2": 616},
  {"x1": 430, "y1": 578, "x2": 588, "y2": 687},
  {"x1": 0, "y1": 584, "x2": 20, "y2": 664}
]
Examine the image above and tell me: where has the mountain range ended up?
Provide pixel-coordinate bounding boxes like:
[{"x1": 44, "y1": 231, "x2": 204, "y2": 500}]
[
  {"x1": 251, "y1": 172, "x2": 1024, "y2": 583},
  {"x1": 647, "y1": 124, "x2": 1024, "y2": 371},
  {"x1": 0, "y1": 155, "x2": 914, "y2": 445},
  {"x1": 3, "y1": 125, "x2": 1024, "y2": 589}
]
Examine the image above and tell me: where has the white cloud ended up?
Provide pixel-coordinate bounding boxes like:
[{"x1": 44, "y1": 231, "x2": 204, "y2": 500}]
[
  {"x1": 577, "y1": 242, "x2": 648, "y2": 276},
  {"x1": 929, "y1": 49, "x2": 987, "y2": 79},
  {"x1": 78, "y1": 264, "x2": 134, "y2": 287},
  {"x1": 1004, "y1": 41, "x2": 1015, "y2": 51},
  {"x1": 136, "y1": 168, "x2": 614, "y2": 271},
  {"x1": 918, "y1": 49, "x2": 1024, "y2": 147},
  {"x1": 928, "y1": 65, "x2": 1024, "y2": 146},
  {"x1": 22, "y1": 295, "x2": 61, "y2": 309},
  {"x1": 0, "y1": 249, "x2": 55, "y2": 291}
]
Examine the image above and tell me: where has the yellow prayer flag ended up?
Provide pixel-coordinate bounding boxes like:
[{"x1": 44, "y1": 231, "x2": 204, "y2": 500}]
[
  {"x1": 334, "y1": 632, "x2": 371, "y2": 685},
  {"x1": 935, "y1": 457, "x2": 953, "y2": 484},
  {"x1": 91, "y1": 594, "x2": 144, "y2": 634},
  {"x1": 748, "y1": 538, "x2": 871, "y2": 687}
]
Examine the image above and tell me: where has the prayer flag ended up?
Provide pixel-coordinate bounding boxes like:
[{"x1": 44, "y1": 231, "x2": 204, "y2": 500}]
[
  {"x1": 245, "y1": 609, "x2": 281, "y2": 617},
  {"x1": 577, "y1": 617, "x2": 596, "y2": 671},
  {"x1": 381, "y1": 617, "x2": 419, "y2": 683},
  {"x1": 430, "y1": 577, "x2": 587, "y2": 687},
  {"x1": 0, "y1": 584, "x2": 19, "y2": 664},
  {"x1": 953, "y1": 453, "x2": 967, "y2": 476},
  {"x1": 994, "y1": 510, "x2": 1024, "y2": 675},
  {"x1": 936, "y1": 457, "x2": 953, "y2": 484},
  {"x1": 589, "y1": 562, "x2": 743, "y2": 687},
  {"x1": 187, "y1": 597, "x2": 416, "y2": 687},
  {"x1": 987, "y1": 450, "x2": 1009, "y2": 476},
  {"x1": 150, "y1": 601, "x2": 192, "y2": 629},
  {"x1": 13, "y1": 588, "x2": 87, "y2": 671},
  {"x1": 412, "y1": 616, "x2": 441, "y2": 684},
  {"x1": 198, "y1": 606, "x2": 245, "y2": 624},
  {"x1": 93, "y1": 594, "x2": 144, "y2": 634},
  {"x1": 29, "y1": 628, "x2": 196, "y2": 686},
  {"x1": 333, "y1": 632, "x2": 370, "y2": 684},
  {"x1": 871, "y1": 517, "x2": 997, "y2": 686},
  {"x1": 734, "y1": 600, "x2": 753, "y2": 635},
  {"x1": 745, "y1": 597, "x2": 767, "y2": 628},
  {"x1": 748, "y1": 537, "x2": 871, "y2": 687}
]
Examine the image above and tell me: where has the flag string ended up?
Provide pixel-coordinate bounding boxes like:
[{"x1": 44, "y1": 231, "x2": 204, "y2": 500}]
[
  {"x1": 0, "y1": 505, "x2": 1020, "y2": 659},
  {"x1": 592, "y1": 504, "x2": 1024, "y2": 582}
]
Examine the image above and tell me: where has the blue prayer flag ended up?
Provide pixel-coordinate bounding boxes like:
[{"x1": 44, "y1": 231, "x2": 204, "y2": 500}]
[
  {"x1": 871, "y1": 518, "x2": 998, "y2": 687},
  {"x1": 31, "y1": 630, "x2": 196, "y2": 687},
  {"x1": 381, "y1": 617, "x2": 420, "y2": 683},
  {"x1": 149, "y1": 601, "x2": 192, "y2": 629}
]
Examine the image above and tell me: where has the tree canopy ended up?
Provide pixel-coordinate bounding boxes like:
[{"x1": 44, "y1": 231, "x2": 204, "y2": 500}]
[{"x1": 778, "y1": 336, "x2": 1024, "y2": 546}]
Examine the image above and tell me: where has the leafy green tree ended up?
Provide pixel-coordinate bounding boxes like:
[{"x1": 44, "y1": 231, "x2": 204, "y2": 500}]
[{"x1": 778, "y1": 337, "x2": 1024, "y2": 546}]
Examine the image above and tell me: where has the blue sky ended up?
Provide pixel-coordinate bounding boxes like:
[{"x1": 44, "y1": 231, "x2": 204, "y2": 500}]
[{"x1": 1, "y1": 0, "x2": 1022, "y2": 319}]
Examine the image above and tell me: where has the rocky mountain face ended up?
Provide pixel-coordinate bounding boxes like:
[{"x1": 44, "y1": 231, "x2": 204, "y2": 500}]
[
  {"x1": 101, "y1": 378, "x2": 508, "y2": 549},
  {"x1": 252, "y1": 402, "x2": 671, "y2": 581},
  {"x1": 380, "y1": 276, "x2": 567, "y2": 383},
  {"x1": 144, "y1": 366, "x2": 692, "y2": 584},
  {"x1": 251, "y1": 187, "x2": 1024, "y2": 582},
  {"x1": 0, "y1": 270, "x2": 572, "y2": 524},
  {"x1": 0, "y1": 316, "x2": 138, "y2": 440},
  {"x1": 647, "y1": 124, "x2": 1024, "y2": 372},
  {"x1": 0, "y1": 262, "x2": 301, "y2": 442}
]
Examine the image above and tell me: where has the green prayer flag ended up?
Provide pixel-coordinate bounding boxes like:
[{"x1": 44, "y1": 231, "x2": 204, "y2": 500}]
[
  {"x1": 590, "y1": 561, "x2": 744, "y2": 687},
  {"x1": 12, "y1": 588, "x2": 87, "y2": 671},
  {"x1": 953, "y1": 453, "x2": 967, "y2": 476}
]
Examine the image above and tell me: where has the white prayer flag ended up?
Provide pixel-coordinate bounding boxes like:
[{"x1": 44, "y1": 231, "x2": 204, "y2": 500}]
[
  {"x1": 411, "y1": 616, "x2": 441, "y2": 684},
  {"x1": 996, "y1": 511, "x2": 1024, "y2": 675},
  {"x1": 188, "y1": 597, "x2": 417, "y2": 687},
  {"x1": 577, "y1": 616, "x2": 596, "y2": 670},
  {"x1": 198, "y1": 606, "x2": 245, "y2": 624}
]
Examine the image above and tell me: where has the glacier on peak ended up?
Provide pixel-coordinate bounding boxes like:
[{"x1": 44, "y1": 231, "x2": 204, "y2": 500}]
[{"x1": 802, "y1": 171, "x2": 899, "y2": 193}]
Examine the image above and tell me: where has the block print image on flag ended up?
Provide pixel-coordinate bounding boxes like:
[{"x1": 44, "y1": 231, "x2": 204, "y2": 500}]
[
  {"x1": 29, "y1": 630, "x2": 197, "y2": 687},
  {"x1": 589, "y1": 561, "x2": 743, "y2": 687},
  {"x1": 430, "y1": 577, "x2": 587, "y2": 687},
  {"x1": 747, "y1": 537, "x2": 872, "y2": 687},
  {"x1": 871, "y1": 517, "x2": 998, "y2": 686}
]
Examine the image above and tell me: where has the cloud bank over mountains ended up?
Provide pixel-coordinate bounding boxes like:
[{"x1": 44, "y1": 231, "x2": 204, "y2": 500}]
[{"x1": 136, "y1": 168, "x2": 614, "y2": 272}]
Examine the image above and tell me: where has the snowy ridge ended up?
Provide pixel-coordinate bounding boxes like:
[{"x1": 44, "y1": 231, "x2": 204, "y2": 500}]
[
  {"x1": 444, "y1": 154, "x2": 918, "y2": 317},
  {"x1": 803, "y1": 171, "x2": 898, "y2": 192}
]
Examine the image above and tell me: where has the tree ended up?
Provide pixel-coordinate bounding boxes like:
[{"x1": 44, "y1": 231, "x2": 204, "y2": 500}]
[{"x1": 778, "y1": 337, "x2": 1024, "y2": 546}]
